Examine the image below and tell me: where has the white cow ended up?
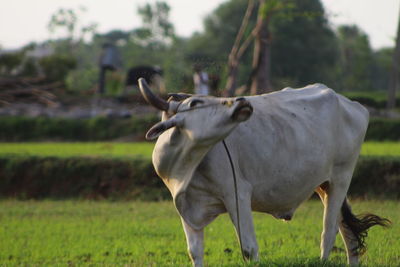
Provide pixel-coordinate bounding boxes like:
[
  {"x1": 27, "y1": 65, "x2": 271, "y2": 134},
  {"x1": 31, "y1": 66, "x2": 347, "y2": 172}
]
[{"x1": 138, "y1": 79, "x2": 390, "y2": 266}]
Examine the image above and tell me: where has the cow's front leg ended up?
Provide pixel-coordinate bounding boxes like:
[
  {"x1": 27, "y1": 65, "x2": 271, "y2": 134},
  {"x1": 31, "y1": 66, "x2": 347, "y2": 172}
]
[
  {"x1": 181, "y1": 218, "x2": 204, "y2": 267},
  {"x1": 225, "y1": 194, "x2": 259, "y2": 261}
]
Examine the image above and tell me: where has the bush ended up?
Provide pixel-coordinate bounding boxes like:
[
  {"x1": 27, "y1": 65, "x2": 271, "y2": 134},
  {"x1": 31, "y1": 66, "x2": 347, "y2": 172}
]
[
  {"x1": 65, "y1": 67, "x2": 98, "y2": 92},
  {"x1": 0, "y1": 155, "x2": 398, "y2": 200},
  {"x1": 0, "y1": 115, "x2": 159, "y2": 141},
  {"x1": 39, "y1": 54, "x2": 76, "y2": 82},
  {"x1": 365, "y1": 118, "x2": 400, "y2": 141},
  {"x1": 342, "y1": 91, "x2": 400, "y2": 109},
  {"x1": 19, "y1": 57, "x2": 39, "y2": 77},
  {"x1": 350, "y1": 156, "x2": 400, "y2": 198},
  {"x1": 105, "y1": 71, "x2": 125, "y2": 96},
  {"x1": 0, "y1": 51, "x2": 24, "y2": 75},
  {"x1": 1, "y1": 116, "x2": 399, "y2": 142},
  {"x1": 0, "y1": 155, "x2": 168, "y2": 201}
]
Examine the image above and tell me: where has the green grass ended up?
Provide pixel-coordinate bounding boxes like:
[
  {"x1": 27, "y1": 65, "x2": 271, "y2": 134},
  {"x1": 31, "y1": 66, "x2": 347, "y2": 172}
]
[
  {"x1": 360, "y1": 142, "x2": 400, "y2": 156},
  {"x1": 0, "y1": 142, "x2": 155, "y2": 159},
  {"x1": 0, "y1": 200, "x2": 398, "y2": 266},
  {"x1": 1, "y1": 142, "x2": 400, "y2": 158}
]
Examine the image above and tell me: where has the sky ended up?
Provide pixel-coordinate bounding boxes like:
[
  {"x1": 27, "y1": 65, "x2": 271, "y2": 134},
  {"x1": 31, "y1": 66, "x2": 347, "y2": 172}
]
[{"x1": 0, "y1": 0, "x2": 399, "y2": 50}]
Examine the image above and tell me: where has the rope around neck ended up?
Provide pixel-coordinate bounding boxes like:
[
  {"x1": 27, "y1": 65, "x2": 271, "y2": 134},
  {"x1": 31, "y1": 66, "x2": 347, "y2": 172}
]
[
  {"x1": 172, "y1": 101, "x2": 245, "y2": 258},
  {"x1": 222, "y1": 139, "x2": 245, "y2": 260}
]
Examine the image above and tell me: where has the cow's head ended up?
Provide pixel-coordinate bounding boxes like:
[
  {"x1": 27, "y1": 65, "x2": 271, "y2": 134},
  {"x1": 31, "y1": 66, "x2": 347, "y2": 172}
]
[{"x1": 139, "y1": 78, "x2": 253, "y2": 145}]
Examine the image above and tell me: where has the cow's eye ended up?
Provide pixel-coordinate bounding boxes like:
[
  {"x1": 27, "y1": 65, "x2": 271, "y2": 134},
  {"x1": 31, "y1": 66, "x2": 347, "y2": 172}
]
[
  {"x1": 189, "y1": 99, "x2": 204, "y2": 108},
  {"x1": 222, "y1": 100, "x2": 233, "y2": 107}
]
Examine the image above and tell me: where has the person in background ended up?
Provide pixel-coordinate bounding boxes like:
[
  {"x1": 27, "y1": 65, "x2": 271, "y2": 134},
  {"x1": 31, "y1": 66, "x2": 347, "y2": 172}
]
[
  {"x1": 193, "y1": 64, "x2": 209, "y2": 95},
  {"x1": 98, "y1": 43, "x2": 121, "y2": 94}
]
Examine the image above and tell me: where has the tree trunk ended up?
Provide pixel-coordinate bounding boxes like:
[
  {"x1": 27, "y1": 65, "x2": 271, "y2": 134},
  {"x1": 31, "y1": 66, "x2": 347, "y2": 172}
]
[
  {"x1": 225, "y1": 0, "x2": 255, "y2": 97},
  {"x1": 388, "y1": 6, "x2": 400, "y2": 109},
  {"x1": 250, "y1": 0, "x2": 273, "y2": 95},
  {"x1": 225, "y1": 61, "x2": 239, "y2": 96}
]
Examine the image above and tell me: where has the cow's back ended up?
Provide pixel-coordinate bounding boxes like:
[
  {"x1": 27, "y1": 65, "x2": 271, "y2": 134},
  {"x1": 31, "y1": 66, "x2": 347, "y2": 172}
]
[
  {"x1": 201, "y1": 84, "x2": 368, "y2": 213},
  {"x1": 233, "y1": 84, "x2": 368, "y2": 162}
]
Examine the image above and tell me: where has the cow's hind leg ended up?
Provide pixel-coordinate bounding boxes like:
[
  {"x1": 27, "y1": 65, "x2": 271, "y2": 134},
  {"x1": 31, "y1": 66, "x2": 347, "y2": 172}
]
[
  {"x1": 339, "y1": 198, "x2": 391, "y2": 265},
  {"x1": 317, "y1": 166, "x2": 391, "y2": 265},
  {"x1": 181, "y1": 218, "x2": 204, "y2": 267},
  {"x1": 316, "y1": 173, "x2": 349, "y2": 262}
]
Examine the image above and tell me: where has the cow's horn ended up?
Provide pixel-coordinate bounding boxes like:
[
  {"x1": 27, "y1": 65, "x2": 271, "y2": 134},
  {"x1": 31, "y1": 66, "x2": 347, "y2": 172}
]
[{"x1": 138, "y1": 78, "x2": 169, "y2": 111}]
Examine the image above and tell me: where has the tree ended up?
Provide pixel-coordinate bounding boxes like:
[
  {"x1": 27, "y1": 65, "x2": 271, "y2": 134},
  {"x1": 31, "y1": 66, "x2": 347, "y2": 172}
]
[
  {"x1": 250, "y1": 0, "x2": 288, "y2": 94},
  {"x1": 48, "y1": 8, "x2": 77, "y2": 41},
  {"x1": 226, "y1": 0, "x2": 295, "y2": 95},
  {"x1": 268, "y1": 0, "x2": 337, "y2": 88},
  {"x1": 225, "y1": 0, "x2": 256, "y2": 96},
  {"x1": 372, "y1": 47, "x2": 393, "y2": 93},
  {"x1": 224, "y1": 0, "x2": 288, "y2": 95},
  {"x1": 188, "y1": 0, "x2": 337, "y2": 95},
  {"x1": 388, "y1": 6, "x2": 400, "y2": 109},
  {"x1": 335, "y1": 25, "x2": 374, "y2": 91},
  {"x1": 186, "y1": 0, "x2": 255, "y2": 94},
  {"x1": 47, "y1": 7, "x2": 97, "y2": 52},
  {"x1": 134, "y1": 1, "x2": 175, "y2": 46}
]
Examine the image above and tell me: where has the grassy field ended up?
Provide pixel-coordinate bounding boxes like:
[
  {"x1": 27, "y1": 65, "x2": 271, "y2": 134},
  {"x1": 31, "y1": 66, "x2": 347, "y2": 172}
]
[
  {"x1": 0, "y1": 200, "x2": 398, "y2": 266},
  {"x1": 1, "y1": 141, "x2": 400, "y2": 158},
  {"x1": 0, "y1": 142, "x2": 154, "y2": 159},
  {"x1": 360, "y1": 142, "x2": 400, "y2": 156}
]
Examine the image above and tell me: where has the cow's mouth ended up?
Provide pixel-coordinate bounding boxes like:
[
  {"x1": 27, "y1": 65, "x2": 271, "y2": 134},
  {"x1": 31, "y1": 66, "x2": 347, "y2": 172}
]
[{"x1": 231, "y1": 101, "x2": 253, "y2": 122}]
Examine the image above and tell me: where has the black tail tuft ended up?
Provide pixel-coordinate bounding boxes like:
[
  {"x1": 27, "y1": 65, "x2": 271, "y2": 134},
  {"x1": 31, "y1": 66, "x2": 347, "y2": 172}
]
[{"x1": 341, "y1": 199, "x2": 391, "y2": 256}]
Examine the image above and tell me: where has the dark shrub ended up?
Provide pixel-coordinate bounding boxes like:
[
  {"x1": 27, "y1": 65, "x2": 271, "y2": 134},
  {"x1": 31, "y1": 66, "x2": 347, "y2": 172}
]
[
  {"x1": 366, "y1": 118, "x2": 400, "y2": 141},
  {"x1": 0, "y1": 115, "x2": 158, "y2": 141},
  {"x1": 0, "y1": 155, "x2": 169, "y2": 201},
  {"x1": 0, "y1": 155, "x2": 399, "y2": 200},
  {"x1": 39, "y1": 54, "x2": 76, "y2": 82}
]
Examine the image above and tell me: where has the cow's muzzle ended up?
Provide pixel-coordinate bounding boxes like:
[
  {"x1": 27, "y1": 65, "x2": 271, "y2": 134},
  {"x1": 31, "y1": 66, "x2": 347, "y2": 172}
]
[{"x1": 231, "y1": 100, "x2": 253, "y2": 122}]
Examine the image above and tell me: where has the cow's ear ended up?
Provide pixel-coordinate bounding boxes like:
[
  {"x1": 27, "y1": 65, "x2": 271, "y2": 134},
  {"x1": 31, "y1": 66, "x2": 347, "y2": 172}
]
[
  {"x1": 146, "y1": 117, "x2": 182, "y2": 140},
  {"x1": 146, "y1": 122, "x2": 169, "y2": 140}
]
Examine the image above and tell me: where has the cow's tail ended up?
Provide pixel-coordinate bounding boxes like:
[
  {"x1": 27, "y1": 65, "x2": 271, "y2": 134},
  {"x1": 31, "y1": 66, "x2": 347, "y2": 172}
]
[{"x1": 340, "y1": 198, "x2": 391, "y2": 255}]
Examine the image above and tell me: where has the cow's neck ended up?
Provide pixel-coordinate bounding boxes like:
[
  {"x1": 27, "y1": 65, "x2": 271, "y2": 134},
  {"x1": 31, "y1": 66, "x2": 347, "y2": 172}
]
[{"x1": 152, "y1": 132, "x2": 213, "y2": 198}]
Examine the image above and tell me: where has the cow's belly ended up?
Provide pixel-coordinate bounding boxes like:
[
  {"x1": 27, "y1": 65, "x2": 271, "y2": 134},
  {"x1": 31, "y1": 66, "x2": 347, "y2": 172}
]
[
  {"x1": 250, "y1": 181, "x2": 316, "y2": 216},
  {"x1": 248, "y1": 165, "x2": 330, "y2": 216},
  {"x1": 236, "y1": 140, "x2": 333, "y2": 215}
]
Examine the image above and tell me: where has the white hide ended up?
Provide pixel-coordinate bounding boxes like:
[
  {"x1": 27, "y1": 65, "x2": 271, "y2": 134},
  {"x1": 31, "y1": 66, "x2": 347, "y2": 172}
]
[{"x1": 150, "y1": 84, "x2": 369, "y2": 266}]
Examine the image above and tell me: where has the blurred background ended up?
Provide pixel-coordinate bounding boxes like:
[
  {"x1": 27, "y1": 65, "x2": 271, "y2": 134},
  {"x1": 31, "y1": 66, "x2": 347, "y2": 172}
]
[
  {"x1": 0, "y1": 0, "x2": 400, "y2": 199},
  {"x1": 1, "y1": 1, "x2": 400, "y2": 265}
]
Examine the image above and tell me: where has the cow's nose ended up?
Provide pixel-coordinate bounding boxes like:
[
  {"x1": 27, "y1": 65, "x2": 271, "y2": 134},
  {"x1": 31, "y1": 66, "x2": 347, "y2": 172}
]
[{"x1": 235, "y1": 97, "x2": 246, "y2": 102}]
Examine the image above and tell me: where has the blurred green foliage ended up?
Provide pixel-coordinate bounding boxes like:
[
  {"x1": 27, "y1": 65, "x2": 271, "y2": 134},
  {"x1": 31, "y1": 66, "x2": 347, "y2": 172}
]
[
  {"x1": 0, "y1": 0, "x2": 396, "y2": 96},
  {"x1": 104, "y1": 71, "x2": 125, "y2": 96},
  {"x1": 65, "y1": 67, "x2": 98, "y2": 92},
  {"x1": 343, "y1": 91, "x2": 400, "y2": 109},
  {"x1": 0, "y1": 114, "x2": 400, "y2": 142},
  {"x1": 366, "y1": 119, "x2": 400, "y2": 141},
  {"x1": 0, "y1": 51, "x2": 24, "y2": 75},
  {"x1": 38, "y1": 54, "x2": 76, "y2": 82},
  {"x1": 0, "y1": 154, "x2": 399, "y2": 200},
  {"x1": 0, "y1": 115, "x2": 158, "y2": 141},
  {"x1": 0, "y1": 155, "x2": 165, "y2": 200}
]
